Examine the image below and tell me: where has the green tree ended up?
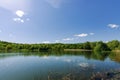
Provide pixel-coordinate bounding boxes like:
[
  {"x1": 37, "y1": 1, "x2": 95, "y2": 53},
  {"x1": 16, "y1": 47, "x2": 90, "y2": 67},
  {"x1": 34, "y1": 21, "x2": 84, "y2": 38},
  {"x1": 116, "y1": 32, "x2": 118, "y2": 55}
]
[
  {"x1": 94, "y1": 41, "x2": 110, "y2": 52},
  {"x1": 5, "y1": 44, "x2": 12, "y2": 51},
  {"x1": 107, "y1": 40, "x2": 120, "y2": 50},
  {"x1": 82, "y1": 42, "x2": 91, "y2": 49}
]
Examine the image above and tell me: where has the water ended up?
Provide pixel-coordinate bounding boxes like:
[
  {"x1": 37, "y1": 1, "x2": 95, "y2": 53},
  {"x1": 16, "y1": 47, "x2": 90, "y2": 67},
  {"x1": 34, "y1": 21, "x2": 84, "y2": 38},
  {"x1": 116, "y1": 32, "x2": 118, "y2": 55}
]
[{"x1": 0, "y1": 51, "x2": 120, "y2": 80}]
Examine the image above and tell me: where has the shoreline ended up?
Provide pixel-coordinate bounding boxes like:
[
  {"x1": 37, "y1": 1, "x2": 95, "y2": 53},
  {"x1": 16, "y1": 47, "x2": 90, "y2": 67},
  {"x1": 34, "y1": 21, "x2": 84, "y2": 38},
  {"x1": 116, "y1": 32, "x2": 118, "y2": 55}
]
[
  {"x1": 64, "y1": 49, "x2": 92, "y2": 52},
  {"x1": 112, "y1": 50, "x2": 120, "y2": 52}
]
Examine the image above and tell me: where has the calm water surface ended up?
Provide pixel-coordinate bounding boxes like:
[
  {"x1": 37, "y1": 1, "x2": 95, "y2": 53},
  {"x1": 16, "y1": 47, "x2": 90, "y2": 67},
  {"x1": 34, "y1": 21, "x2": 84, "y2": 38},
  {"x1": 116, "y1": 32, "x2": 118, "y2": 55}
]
[{"x1": 0, "y1": 51, "x2": 120, "y2": 80}]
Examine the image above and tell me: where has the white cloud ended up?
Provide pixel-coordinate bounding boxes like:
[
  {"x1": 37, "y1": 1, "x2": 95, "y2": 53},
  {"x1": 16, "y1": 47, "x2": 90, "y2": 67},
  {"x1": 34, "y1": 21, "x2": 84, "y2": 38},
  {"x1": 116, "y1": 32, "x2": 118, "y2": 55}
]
[
  {"x1": 75, "y1": 33, "x2": 88, "y2": 37},
  {"x1": 108, "y1": 24, "x2": 119, "y2": 29},
  {"x1": 13, "y1": 18, "x2": 24, "y2": 23},
  {"x1": 89, "y1": 33, "x2": 94, "y2": 35},
  {"x1": 63, "y1": 38, "x2": 74, "y2": 41},
  {"x1": 13, "y1": 10, "x2": 30, "y2": 23},
  {"x1": 16, "y1": 10, "x2": 25, "y2": 17},
  {"x1": 21, "y1": 20, "x2": 24, "y2": 23},
  {"x1": 42, "y1": 41, "x2": 50, "y2": 44}
]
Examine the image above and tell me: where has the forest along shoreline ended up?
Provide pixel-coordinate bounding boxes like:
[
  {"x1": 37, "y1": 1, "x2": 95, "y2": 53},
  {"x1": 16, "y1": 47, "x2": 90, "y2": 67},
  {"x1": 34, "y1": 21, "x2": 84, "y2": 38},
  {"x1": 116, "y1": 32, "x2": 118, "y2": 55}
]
[{"x1": 0, "y1": 40, "x2": 120, "y2": 53}]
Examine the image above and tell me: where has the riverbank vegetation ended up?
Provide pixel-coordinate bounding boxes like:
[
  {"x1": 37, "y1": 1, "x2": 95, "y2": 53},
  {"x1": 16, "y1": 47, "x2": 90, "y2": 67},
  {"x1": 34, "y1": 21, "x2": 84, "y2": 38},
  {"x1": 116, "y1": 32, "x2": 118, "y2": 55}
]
[{"x1": 0, "y1": 40, "x2": 120, "y2": 52}]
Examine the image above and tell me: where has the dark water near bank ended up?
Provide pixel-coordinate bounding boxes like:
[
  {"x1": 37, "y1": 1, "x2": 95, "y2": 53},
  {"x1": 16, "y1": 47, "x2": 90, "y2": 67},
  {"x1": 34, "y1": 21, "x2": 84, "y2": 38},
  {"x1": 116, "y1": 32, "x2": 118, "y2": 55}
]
[{"x1": 0, "y1": 51, "x2": 120, "y2": 80}]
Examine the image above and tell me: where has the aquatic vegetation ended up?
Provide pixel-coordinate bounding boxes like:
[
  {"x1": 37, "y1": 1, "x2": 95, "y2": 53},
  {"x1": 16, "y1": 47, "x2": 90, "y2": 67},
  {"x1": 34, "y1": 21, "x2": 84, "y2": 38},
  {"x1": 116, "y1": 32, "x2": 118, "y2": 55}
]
[{"x1": 90, "y1": 69, "x2": 120, "y2": 80}]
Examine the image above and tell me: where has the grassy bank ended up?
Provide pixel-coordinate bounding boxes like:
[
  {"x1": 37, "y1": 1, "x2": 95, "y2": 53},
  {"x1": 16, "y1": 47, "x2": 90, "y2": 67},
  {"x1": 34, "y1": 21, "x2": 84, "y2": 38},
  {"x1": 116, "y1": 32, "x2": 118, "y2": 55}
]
[
  {"x1": 112, "y1": 50, "x2": 120, "y2": 52},
  {"x1": 64, "y1": 49, "x2": 92, "y2": 52}
]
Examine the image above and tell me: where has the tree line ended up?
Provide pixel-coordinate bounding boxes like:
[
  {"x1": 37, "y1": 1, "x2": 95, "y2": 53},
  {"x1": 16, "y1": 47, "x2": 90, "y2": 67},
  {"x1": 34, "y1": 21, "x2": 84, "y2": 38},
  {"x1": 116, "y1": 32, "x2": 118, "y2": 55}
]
[{"x1": 0, "y1": 40, "x2": 120, "y2": 52}]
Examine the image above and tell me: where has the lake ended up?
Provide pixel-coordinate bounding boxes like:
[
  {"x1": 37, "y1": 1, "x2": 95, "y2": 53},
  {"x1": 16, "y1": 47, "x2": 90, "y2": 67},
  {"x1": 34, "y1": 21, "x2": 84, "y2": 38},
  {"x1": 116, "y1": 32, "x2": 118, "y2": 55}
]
[{"x1": 0, "y1": 51, "x2": 120, "y2": 80}]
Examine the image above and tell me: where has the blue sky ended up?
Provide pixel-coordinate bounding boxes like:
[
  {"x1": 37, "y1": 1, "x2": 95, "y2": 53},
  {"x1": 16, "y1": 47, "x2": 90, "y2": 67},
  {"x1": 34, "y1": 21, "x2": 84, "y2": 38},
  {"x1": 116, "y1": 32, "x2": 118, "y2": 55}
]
[{"x1": 0, "y1": 0, "x2": 120, "y2": 43}]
